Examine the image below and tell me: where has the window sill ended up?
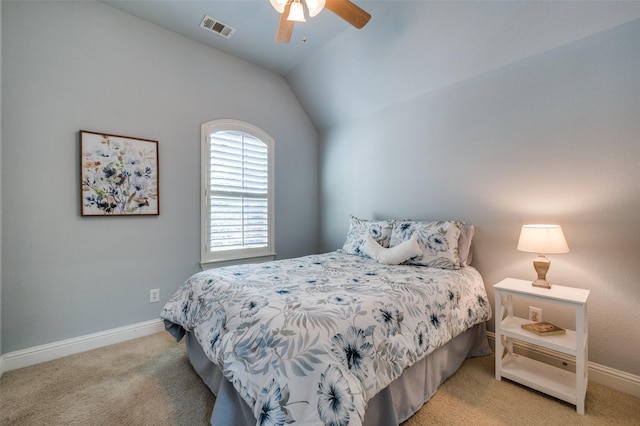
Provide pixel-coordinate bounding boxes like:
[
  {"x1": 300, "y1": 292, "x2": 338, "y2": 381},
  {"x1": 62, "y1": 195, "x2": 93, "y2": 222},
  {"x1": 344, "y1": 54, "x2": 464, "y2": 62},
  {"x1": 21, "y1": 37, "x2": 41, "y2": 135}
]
[{"x1": 200, "y1": 253, "x2": 277, "y2": 270}]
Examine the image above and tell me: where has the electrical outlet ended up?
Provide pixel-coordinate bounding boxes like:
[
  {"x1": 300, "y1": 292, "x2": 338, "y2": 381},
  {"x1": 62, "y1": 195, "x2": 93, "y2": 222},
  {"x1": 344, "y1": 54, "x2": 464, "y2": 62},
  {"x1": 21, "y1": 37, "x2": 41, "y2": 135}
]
[
  {"x1": 150, "y1": 289, "x2": 160, "y2": 303},
  {"x1": 529, "y1": 306, "x2": 542, "y2": 323}
]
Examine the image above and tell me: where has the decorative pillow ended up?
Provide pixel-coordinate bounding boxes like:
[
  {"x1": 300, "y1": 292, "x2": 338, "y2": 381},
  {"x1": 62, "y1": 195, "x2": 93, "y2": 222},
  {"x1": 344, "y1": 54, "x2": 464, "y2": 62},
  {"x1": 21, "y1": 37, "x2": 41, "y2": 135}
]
[
  {"x1": 362, "y1": 233, "x2": 422, "y2": 265},
  {"x1": 458, "y1": 225, "x2": 475, "y2": 266},
  {"x1": 341, "y1": 215, "x2": 394, "y2": 257},
  {"x1": 390, "y1": 220, "x2": 463, "y2": 269}
]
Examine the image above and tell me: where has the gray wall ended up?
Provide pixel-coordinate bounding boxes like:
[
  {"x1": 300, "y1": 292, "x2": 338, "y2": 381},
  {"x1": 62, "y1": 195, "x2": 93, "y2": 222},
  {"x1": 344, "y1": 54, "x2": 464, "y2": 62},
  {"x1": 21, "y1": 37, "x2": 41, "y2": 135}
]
[
  {"x1": 0, "y1": 1, "x2": 3, "y2": 357},
  {"x1": 318, "y1": 20, "x2": 640, "y2": 376},
  {"x1": 3, "y1": 0, "x2": 639, "y2": 381},
  {"x1": 1, "y1": 1, "x2": 319, "y2": 353}
]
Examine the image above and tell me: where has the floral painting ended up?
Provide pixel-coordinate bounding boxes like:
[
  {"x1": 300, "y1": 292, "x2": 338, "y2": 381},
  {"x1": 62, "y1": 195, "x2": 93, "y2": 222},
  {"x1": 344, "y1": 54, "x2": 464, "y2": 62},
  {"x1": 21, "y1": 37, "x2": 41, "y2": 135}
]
[{"x1": 80, "y1": 130, "x2": 159, "y2": 216}]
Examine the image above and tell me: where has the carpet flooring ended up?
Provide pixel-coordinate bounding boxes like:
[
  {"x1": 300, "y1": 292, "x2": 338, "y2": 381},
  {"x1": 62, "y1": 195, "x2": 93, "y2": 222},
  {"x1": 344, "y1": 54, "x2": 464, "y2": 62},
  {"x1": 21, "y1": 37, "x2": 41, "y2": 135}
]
[{"x1": 1, "y1": 332, "x2": 638, "y2": 425}]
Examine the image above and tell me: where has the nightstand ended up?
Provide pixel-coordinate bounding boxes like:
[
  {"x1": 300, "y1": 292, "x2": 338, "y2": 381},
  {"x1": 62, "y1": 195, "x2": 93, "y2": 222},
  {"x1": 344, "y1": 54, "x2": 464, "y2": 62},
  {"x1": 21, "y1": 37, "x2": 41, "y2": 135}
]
[{"x1": 493, "y1": 278, "x2": 590, "y2": 414}]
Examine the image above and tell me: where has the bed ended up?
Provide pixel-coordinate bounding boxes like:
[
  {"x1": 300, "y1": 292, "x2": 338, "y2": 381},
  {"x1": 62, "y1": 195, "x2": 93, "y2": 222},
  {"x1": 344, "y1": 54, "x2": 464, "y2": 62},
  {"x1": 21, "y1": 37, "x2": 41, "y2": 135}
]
[{"x1": 161, "y1": 218, "x2": 492, "y2": 426}]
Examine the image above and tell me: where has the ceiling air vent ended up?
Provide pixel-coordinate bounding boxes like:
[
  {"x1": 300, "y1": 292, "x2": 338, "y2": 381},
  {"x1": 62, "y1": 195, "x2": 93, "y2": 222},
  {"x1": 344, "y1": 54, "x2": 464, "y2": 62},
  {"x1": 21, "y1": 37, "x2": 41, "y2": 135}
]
[{"x1": 200, "y1": 15, "x2": 235, "y2": 39}]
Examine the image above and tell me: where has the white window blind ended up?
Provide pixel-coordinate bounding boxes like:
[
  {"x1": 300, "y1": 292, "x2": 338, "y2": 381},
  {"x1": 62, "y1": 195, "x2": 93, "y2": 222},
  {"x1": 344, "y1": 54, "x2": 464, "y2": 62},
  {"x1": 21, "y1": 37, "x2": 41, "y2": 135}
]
[
  {"x1": 209, "y1": 131, "x2": 269, "y2": 252},
  {"x1": 201, "y1": 119, "x2": 274, "y2": 267}
]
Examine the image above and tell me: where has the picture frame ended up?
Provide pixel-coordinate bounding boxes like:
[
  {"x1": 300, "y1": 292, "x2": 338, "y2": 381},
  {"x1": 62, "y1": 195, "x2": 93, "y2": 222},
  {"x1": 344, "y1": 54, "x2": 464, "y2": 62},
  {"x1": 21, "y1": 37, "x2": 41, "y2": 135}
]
[{"x1": 80, "y1": 130, "x2": 159, "y2": 216}]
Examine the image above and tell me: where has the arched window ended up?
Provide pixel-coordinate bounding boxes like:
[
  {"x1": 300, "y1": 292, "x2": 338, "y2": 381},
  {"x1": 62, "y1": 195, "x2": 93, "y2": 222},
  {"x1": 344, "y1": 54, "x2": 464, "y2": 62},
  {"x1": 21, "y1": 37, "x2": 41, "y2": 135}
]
[{"x1": 201, "y1": 119, "x2": 275, "y2": 267}]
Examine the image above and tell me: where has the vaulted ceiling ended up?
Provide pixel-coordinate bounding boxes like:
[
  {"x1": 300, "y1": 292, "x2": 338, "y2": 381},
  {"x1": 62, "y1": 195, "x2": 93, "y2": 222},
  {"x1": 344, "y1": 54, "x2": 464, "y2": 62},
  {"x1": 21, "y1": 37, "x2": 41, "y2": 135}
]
[
  {"x1": 103, "y1": 1, "x2": 640, "y2": 129},
  {"x1": 102, "y1": 0, "x2": 385, "y2": 75}
]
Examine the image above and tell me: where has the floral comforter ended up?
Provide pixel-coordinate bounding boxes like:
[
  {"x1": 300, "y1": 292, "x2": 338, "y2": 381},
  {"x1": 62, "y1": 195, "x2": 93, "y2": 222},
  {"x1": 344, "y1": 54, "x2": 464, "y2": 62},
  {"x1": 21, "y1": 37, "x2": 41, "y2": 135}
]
[{"x1": 161, "y1": 252, "x2": 491, "y2": 426}]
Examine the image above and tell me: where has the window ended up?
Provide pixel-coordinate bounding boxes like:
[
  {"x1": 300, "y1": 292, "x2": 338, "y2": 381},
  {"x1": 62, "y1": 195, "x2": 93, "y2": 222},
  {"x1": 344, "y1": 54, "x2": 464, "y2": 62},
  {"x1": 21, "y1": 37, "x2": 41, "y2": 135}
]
[{"x1": 201, "y1": 119, "x2": 275, "y2": 267}]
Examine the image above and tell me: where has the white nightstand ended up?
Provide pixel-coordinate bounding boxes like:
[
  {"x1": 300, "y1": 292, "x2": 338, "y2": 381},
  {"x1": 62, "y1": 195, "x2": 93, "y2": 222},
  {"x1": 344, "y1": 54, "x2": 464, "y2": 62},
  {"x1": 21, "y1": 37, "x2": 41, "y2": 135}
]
[{"x1": 493, "y1": 278, "x2": 590, "y2": 414}]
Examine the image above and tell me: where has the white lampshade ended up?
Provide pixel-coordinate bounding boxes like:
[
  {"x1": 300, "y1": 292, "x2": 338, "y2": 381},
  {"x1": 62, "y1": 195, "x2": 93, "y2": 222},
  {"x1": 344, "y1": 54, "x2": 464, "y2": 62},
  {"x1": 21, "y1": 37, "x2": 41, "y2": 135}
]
[
  {"x1": 306, "y1": 0, "x2": 326, "y2": 17},
  {"x1": 269, "y1": 0, "x2": 288, "y2": 14},
  {"x1": 517, "y1": 224, "x2": 569, "y2": 254},
  {"x1": 287, "y1": 0, "x2": 306, "y2": 22}
]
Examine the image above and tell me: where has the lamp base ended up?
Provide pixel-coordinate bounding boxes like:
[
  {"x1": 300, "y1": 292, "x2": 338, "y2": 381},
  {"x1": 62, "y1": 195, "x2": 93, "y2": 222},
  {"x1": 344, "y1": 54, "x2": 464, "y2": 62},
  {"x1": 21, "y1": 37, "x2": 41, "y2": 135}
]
[
  {"x1": 532, "y1": 278, "x2": 551, "y2": 289},
  {"x1": 532, "y1": 255, "x2": 552, "y2": 289}
]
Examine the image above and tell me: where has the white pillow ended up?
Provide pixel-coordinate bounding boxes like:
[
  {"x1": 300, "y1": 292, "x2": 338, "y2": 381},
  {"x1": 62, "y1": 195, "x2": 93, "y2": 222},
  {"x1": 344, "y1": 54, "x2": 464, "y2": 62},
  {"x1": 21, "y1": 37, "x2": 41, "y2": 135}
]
[{"x1": 362, "y1": 233, "x2": 422, "y2": 265}]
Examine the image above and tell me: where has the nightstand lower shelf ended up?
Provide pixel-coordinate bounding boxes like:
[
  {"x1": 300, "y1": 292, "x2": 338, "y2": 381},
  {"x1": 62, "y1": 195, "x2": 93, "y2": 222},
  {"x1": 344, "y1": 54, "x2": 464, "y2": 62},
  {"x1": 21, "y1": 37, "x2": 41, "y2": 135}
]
[{"x1": 501, "y1": 353, "x2": 577, "y2": 405}]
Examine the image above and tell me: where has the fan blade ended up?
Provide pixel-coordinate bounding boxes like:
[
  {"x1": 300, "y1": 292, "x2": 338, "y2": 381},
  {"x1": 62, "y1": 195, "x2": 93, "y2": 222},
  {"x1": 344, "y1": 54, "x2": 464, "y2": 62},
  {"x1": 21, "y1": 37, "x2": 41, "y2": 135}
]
[
  {"x1": 325, "y1": 0, "x2": 371, "y2": 29},
  {"x1": 275, "y1": 1, "x2": 295, "y2": 43}
]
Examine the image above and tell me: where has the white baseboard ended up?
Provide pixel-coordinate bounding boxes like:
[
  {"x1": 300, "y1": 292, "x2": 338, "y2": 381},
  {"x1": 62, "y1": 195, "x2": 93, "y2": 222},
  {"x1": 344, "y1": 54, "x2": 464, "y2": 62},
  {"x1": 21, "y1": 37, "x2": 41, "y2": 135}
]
[
  {"x1": 2, "y1": 323, "x2": 638, "y2": 399},
  {"x1": 0, "y1": 319, "x2": 165, "y2": 377},
  {"x1": 487, "y1": 331, "x2": 640, "y2": 398}
]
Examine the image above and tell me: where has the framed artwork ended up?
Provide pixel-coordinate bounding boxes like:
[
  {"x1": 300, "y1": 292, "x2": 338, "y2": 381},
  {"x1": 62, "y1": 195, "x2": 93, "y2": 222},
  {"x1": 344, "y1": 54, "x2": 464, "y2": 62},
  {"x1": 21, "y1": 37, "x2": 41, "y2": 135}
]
[{"x1": 80, "y1": 130, "x2": 159, "y2": 216}]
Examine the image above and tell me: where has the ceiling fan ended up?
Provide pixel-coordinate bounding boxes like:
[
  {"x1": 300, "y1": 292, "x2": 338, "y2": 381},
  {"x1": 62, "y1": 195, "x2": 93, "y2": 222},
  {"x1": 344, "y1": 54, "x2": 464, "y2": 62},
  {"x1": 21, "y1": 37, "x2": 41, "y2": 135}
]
[{"x1": 270, "y1": 0, "x2": 371, "y2": 43}]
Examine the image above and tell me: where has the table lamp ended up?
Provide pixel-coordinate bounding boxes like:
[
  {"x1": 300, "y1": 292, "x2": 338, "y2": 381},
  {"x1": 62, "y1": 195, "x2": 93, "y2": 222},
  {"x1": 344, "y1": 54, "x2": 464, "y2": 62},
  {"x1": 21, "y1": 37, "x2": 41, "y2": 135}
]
[{"x1": 517, "y1": 224, "x2": 569, "y2": 289}]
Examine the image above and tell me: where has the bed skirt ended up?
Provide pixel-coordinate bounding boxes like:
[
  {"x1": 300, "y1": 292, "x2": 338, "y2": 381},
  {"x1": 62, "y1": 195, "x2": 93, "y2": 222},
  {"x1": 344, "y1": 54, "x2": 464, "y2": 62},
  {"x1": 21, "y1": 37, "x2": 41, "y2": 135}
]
[{"x1": 185, "y1": 323, "x2": 491, "y2": 426}]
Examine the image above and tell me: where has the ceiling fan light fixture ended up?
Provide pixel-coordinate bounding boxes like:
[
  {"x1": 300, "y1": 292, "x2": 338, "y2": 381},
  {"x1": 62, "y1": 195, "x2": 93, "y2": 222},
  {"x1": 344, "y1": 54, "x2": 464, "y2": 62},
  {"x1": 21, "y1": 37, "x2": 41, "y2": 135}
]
[
  {"x1": 287, "y1": 0, "x2": 306, "y2": 22},
  {"x1": 269, "y1": 0, "x2": 288, "y2": 14},
  {"x1": 306, "y1": 0, "x2": 326, "y2": 17},
  {"x1": 273, "y1": 0, "x2": 371, "y2": 44}
]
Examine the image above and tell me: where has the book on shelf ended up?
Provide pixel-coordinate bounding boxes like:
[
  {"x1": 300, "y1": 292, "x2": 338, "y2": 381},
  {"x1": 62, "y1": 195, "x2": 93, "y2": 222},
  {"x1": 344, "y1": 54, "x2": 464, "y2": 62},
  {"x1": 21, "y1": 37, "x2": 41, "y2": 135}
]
[{"x1": 521, "y1": 322, "x2": 566, "y2": 336}]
